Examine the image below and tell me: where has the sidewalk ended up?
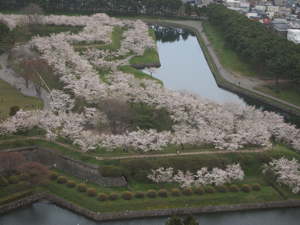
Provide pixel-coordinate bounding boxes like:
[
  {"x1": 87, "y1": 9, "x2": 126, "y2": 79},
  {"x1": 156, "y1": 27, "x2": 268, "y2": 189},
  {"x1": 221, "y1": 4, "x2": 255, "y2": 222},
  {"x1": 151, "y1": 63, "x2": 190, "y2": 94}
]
[
  {"x1": 0, "y1": 52, "x2": 51, "y2": 110},
  {"x1": 163, "y1": 20, "x2": 300, "y2": 111}
]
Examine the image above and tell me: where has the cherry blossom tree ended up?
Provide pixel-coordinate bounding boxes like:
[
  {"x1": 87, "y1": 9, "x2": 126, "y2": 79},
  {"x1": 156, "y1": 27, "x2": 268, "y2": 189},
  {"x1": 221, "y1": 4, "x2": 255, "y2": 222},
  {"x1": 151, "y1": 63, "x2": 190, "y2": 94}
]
[
  {"x1": 147, "y1": 167, "x2": 174, "y2": 188},
  {"x1": 173, "y1": 169, "x2": 195, "y2": 189}
]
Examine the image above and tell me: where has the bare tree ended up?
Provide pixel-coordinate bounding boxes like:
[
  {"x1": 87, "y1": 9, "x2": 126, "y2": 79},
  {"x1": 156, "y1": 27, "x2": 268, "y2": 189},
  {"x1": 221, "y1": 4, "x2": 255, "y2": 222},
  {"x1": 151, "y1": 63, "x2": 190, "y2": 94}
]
[
  {"x1": 22, "y1": 58, "x2": 56, "y2": 98},
  {"x1": 21, "y1": 3, "x2": 44, "y2": 30},
  {"x1": 0, "y1": 152, "x2": 26, "y2": 177},
  {"x1": 99, "y1": 99, "x2": 137, "y2": 135}
]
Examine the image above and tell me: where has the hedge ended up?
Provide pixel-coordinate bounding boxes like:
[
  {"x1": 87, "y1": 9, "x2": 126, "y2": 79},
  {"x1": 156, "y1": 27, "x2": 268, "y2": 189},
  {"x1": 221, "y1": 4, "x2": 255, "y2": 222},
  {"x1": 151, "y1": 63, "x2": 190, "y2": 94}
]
[
  {"x1": 0, "y1": 190, "x2": 33, "y2": 205},
  {"x1": 183, "y1": 188, "x2": 193, "y2": 195},
  {"x1": 241, "y1": 184, "x2": 251, "y2": 193},
  {"x1": 171, "y1": 189, "x2": 181, "y2": 197},
  {"x1": 48, "y1": 172, "x2": 58, "y2": 180},
  {"x1": 218, "y1": 185, "x2": 228, "y2": 193},
  {"x1": 98, "y1": 193, "x2": 108, "y2": 201},
  {"x1": 135, "y1": 191, "x2": 144, "y2": 198},
  {"x1": 205, "y1": 186, "x2": 215, "y2": 194},
  {"x1": 57, "y1": 176, "x2": 67, "y2": 184},
  {"x1": 147, "y1": 190, "x2": 157, "y2": 198},
  {"x1": 87, "y1": 188, "x2": 97, "y2": 197},
  {"x1": 194, "y1": 187, "x2": 205, "y2": 195},
  {"x1": 122, "y1": 191, "x2": 133, "y2": 200},
  {"x1": 158, "y1": 189, "x2": 168, "y2": 197},
  {"x1": 0, "y1": 179, "x2": 9, "y2": 187},
  {"x1": 252, "y1": 183, "x2": 261, "y2": 191},
  {"x1": 229, "y1": 185, "x2": 239, "y2": 192},
  {"x1": 8, "y1": 176, "x2": 19, "y2": 184},
  {"x1": 77, "y1": 184, "x2": 87, "y2": 192},
  {"x1": 109, "y1": 192, "x2": 119, "y2": 200},
  {"x1": 269, "y1": 180, "x2": 289, "y2": 199},
  {"x1": 66, "y1": 180, "x2": 76, "y2": 188}
]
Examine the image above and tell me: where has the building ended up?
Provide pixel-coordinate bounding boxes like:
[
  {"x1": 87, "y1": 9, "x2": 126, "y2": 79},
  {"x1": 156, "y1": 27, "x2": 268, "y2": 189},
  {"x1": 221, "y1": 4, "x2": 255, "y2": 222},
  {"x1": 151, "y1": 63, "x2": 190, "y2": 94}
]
[
  {"x1": 287, "y1": 29, "x2": 300, "y2": 43},
  {"x1": 273, "y1": 23, "x2": 292, "y2": 36},
  {"x1": 288, "y1": 20, "x2": 300, "y2": 29},
  {"x1": 285, "y1": 14, "x2": 297, "y2": 21},
  {"x1": 226, "y1": 0, "x2": 241, "y2": 7},
  {"x1": 269, "y1": 20, "x2": 286, "y2": 31},
  {"x1": 254, "y1": 4, "x2": 267, "y2": 11},
  {"x1": 240, "y1": 2, "x2": 250, "y2": 9},
  {"x1": 274, "y1": 10, "x2": 290, "y2": 18},
  {"x1": 273, "y1": 0, "x2": 286, "y2": 6},
  {"x1": 267, "y1": 5, "x2": 280, "y2": 11}
]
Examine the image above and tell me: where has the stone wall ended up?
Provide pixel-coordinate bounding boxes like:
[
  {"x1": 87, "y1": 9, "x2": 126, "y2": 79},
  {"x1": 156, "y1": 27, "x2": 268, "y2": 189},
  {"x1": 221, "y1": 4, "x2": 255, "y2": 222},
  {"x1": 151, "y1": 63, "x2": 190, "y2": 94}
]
[
  {"x1": 2, "y1": 146, "x2": 126, "y2": 187},
  {"x1": 146, "y1": 21, "x2": 300, "y2": 118},
  {"x1": 2, "y1": 192, "x2": 300, "y2": 222}
]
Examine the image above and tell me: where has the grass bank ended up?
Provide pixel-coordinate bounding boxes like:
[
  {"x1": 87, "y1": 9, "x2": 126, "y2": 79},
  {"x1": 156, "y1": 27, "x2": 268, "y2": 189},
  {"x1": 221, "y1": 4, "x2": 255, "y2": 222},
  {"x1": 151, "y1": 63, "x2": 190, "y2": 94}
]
[{"x1": 0, "y1": 78, "x2": 44, "y2": 117}]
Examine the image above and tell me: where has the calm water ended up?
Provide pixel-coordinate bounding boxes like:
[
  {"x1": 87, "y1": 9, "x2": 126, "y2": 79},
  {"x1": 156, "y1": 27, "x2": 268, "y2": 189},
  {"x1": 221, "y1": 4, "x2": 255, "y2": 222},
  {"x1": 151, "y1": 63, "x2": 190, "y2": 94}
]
[
  {"x1": 1, "y1": 202, "x2": 300, "y2": 225},
  {"x1": 1, "y1": 26, "x2": 300, "y2": 224},
  {"x1": 144, "y1": 26, "x2": 300, "y2": 128}
]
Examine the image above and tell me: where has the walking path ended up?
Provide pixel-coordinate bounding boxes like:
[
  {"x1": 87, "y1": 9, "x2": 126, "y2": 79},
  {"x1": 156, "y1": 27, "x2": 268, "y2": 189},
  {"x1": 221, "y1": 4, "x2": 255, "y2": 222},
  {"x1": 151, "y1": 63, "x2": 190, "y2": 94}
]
[
  {"x1": 162, "y1": 20, "x2": 300, "y2": 111},
  {"x1": 0, "y1": 53, "x2": 51, "y2": 110},
  {"x1": 0, "y1": 136, "x2": 270, "y2": 161}
]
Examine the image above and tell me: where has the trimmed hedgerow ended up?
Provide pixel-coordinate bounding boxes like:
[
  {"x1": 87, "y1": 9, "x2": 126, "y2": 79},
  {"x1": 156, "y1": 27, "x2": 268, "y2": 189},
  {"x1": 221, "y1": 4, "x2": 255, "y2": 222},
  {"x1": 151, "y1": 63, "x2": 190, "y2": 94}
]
[
  {"x1": 66, "y1": 180, "x2": 76, "y2": 188},
  {"x1": 109, "y1": 192, "x2": 119, "y2": 200},
  {"x1": 229, "y1": 185, "x2": 239, "y2": 192},
  {"x1": 57, "y1": 176, "x2": 67, "y2": 184},
  {"x1": 158, "y1": 189, "x2": 168, "y2": 197},
  {"x1": 0, "y1": 178, "x2": 9, "y2": 187},
  {"x1": 183, "y1": 188, "x2": 193, "y2": 195},
  {"x1": 77, "y1": 183, "x2": 87, "y2": 192},
  {"x1": 47, "y1": 172, "x2": 58, "y2": 180},
  {"x1": 252, "y1": 183, "x2": 261, "y2": 191},
  {"x1": 122, "y1": 191, "x2": 133, "y2": 200},
  {"x1": 8, "y1": 176, "x2": 19, "y2": 184},
  {"x1": 19, "y1": 173, "x2": 29, "y2": 181},
  {"x1": 135, "y1": 191, "x2": 144, "y2": 198},
  {"x1": 98, "y1": 193, "x2": 108, "y2": 201},
  {"x1": 241, "y1": 184, "x2": 251, "y2": 193},
  {"x1": 218, "y1": 185, "x2": 228, "y2": 193},
  {"x1": 205, "y1": 186, "x2": 215, "y2": 194},
  {"x1": 87, "y1": 188, "x2": 97, "y2": 197},
  {"x1": 194, "y1": 187, "x2": 205, "y2": 195},
  {"x1": 146, "y1": 190, "x2": 157, "y2": 198},
  {"x1": 80, "y1": 153, "x2": 90, "y2": 161},
  {"x1": 171, "y1": 188, "x2": 181, "y2": 197}
]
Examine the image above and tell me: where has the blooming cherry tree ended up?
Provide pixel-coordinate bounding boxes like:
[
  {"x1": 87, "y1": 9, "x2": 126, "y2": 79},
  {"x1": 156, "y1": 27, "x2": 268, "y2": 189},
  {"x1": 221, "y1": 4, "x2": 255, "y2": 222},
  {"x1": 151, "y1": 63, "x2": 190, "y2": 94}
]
[{"x1": 147, "y1": 167, "x2": 174, "y2": 188}]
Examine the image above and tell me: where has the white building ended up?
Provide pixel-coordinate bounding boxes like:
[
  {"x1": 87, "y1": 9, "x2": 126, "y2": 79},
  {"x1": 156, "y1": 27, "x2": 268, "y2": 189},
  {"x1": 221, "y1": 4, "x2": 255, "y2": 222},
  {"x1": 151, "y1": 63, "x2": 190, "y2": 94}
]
[
  {"x1": 287, "y1": 29, "x2": 300, "y2": 44},
  {"x1": 226, "y1": 0, "x2": 241, "y2": 8},
  {"x1": 254, "y1": 4, "x2": 267, "y2": 11},
  {"x1": 267, "y1": 5, "x2": 280, "y2": 12}
]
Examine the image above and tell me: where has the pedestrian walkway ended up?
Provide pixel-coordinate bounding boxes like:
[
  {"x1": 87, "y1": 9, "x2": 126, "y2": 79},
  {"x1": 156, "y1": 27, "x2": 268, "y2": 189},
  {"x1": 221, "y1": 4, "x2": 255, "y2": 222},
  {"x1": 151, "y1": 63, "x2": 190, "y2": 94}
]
[
  {"x1": 0, "y1": 53, "x2": 51, "y2": 110},
  {"x1": 0, "y1": 136, "x2": 270, "y2": 161},
  {"x1": 162, "y1": 20, "x2": 300, "y2": 111}
]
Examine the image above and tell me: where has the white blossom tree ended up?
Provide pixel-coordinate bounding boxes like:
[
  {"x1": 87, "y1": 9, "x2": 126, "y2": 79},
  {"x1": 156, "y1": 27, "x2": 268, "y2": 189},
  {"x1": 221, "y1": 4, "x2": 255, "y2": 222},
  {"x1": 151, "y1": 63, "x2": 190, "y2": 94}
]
[{"x1": 147, "y1": 167, "x2": 174, "y2": 188}]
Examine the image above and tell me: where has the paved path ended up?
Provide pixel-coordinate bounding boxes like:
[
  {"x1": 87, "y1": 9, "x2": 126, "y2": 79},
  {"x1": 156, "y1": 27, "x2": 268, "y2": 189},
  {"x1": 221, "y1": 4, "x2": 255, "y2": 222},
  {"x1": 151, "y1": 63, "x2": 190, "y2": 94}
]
[
  {"x1": 161, "y1": 20, "x2": 300, "y2": 111},
  {"x1": 0, "y1": 53, "x2": 51, "y2": 110}
]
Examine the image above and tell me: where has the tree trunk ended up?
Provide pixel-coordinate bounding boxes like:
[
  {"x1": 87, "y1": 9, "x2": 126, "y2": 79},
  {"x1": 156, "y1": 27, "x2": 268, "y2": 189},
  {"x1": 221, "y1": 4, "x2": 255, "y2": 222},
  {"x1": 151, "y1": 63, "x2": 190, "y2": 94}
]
[{"x1": 181, "y1": 143, "x2": 184, "y2": 150}]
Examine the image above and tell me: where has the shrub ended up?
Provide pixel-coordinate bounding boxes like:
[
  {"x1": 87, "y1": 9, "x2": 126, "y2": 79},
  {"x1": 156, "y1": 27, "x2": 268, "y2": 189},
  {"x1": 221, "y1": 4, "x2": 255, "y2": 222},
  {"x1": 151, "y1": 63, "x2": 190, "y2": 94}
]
[
  {"x1": 135, "y1": 191, "x2": 144, "y2": 198},
  {"x1": 77, "y1": 183, "x2": 87, "y2": 192},
  {"x1": 14, "y1": 139, "x2": 23, "y2": 146},
  {"x1": 229, "y1": 185, "x2": 239, "y2": 192},
  {"x1": 47, "y1": 172, "x2": 58, "y2": 180},
  {"x1": 8, "y1": 176, "x2": 19, "y2": 184},
  {"x1": 99, "y1": 165, "x2": 123, "y2": 177},
  {"x1": 194, "y1": 187, "x2": 205, "y2": 195},
  {"x1": 57, "y1": 176, "x2": 67, "y2": 184},
  {"x1": 241, "y1": 184, "x2": 251, "y2": 193},
  {"x1": 252, "y1": 183, "x2": 261, "y2": 191},
  {"x1": 3, "y1": 140, "x2": 11, "y2": 146},
  {"x1": 205, "y1": 186, "x2": 215, "y2": 194},
  {"x1": 87, "y1": 188, "x2": 97, "y2": 197},
  {"x1": 0, "y1": 178, "x2": 9, "y2": 187},
  {"x1": 133, "y1": 170, "x2": 152, "y2": 183},
  {"x1": 183, "y1": 188, "x2": 193, "y2": 195},
  {"x1": 171, "y1": 188, "x2": 181, "y2": 197},
  {"x1": 218, "y1": 185, "x2": 228, "y2": 193},
  {"x1": 27, "y1": 139, "x2": 36, "y2": 145},
  {"x1": 29, "y1": 170, "x2": 39, "y2": 177},
  {"x1": 109, "y1": 192, "x2": 118, "y2": 200},
  {"x1": 67, "y1": 180, "x2": 76, "y2": 188},
  {"x1": 19, "y1": 173, "x2": 29, "y2": 181},
  {"x1": 122, "y1": 191, "x2": 133, "y2": 200},
  {"x1": 103, "y1": 157, "x2": 112, "y2": 165},
  {"x1": 258, "y1": 153, "x2": 271, "y2": 164},
  {"x1": 146, "y1": 190, "x2": 157, "y2": 198},
  {"x1": 158, "y1": 189, "x2": 168, "y2": 197},
  {"x1": 80, "y1": 153, "x2": 89, "y2": 161},
  {"x1": 98, "y1": 193, "x2": 108, "y2": 201}
]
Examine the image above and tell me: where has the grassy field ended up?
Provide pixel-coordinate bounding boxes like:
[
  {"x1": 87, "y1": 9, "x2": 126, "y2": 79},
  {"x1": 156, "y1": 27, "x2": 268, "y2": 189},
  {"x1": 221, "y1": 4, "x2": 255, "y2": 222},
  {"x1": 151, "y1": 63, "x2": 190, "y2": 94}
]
[
  {"x1": 0, "y1": 78, "x2": 44, "y2": 117},
  {"x1": 253, "y1": 84, "x2": 300, "y2": 107},
  {"x1": 202, "y1": 21, "x2": 257, "y2": 78}
]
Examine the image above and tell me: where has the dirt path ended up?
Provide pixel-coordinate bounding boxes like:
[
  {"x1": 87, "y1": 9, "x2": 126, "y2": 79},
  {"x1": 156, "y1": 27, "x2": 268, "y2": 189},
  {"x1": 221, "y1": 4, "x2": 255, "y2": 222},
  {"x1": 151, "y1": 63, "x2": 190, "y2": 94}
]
[
  {"x1": 0, "y1": 137, "x2": 270, "y2": 161},
  {"x1": 160, "y1": 20, "x2": 300, "y2": 111}
]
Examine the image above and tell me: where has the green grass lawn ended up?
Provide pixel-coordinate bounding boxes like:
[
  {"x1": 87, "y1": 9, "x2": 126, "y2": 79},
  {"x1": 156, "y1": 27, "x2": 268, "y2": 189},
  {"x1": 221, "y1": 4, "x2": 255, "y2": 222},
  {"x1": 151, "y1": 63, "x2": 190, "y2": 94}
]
[
  {"x1": 202, "y1": 21, "x2": 257, "y2": 78},
  {"x1": 253, "y1": 85, "x2": 300, "y2": 107},
  {"x1": 0, "y1": 78, "x2": 44, "y2": 117}
]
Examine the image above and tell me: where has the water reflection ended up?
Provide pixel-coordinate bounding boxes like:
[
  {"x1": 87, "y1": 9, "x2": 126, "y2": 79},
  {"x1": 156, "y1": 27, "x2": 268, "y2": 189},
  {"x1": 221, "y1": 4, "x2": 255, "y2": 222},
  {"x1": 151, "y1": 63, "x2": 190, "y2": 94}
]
[
  {"x1": 1, "y1": 202, "x2": 300, "y2": 225},
  {"x1": 148, "y1": 25, "x2": 300, "y2": 128}
]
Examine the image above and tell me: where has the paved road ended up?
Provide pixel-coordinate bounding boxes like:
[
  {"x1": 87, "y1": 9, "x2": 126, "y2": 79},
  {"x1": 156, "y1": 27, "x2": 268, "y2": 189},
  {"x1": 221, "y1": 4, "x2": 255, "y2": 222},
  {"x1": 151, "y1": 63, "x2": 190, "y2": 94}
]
[
  {"x1": 162, "y1": 20, "x2": 300, "y2": 111},
  {"x1": 0, "y1": 53, "x2": 51, "y2": 110}
]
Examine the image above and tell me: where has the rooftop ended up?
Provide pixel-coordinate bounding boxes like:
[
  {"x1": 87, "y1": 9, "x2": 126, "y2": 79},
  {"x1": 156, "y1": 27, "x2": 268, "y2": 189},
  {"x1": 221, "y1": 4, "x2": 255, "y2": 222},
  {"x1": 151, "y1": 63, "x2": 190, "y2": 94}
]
[{"x1": 274, "y1": 23, "x2": 292, "y2": 29}]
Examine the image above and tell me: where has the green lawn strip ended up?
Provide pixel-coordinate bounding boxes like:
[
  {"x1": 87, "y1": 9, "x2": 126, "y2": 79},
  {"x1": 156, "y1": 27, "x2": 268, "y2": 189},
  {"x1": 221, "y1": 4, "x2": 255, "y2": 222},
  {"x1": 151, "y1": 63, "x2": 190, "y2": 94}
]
[
  {"x1": 202, "y1": 21, "x2": 256, "y2": 78},
  {"x1": 118, "y1": 65, "x2": 163, "y2": 85},
  {"x1": 46, "y1": 174, "x2": 283, "y2": 213},
  {"x1": 74, "y1": 26, "x2": 124, "y2": 52},
  {"x1": 253, "y1": 85, "x2": 300, "y2": 108},
  {"x1": 0, "y1": 64, "x2": 3, "y2": 70},
  {"x1": 0, "y1": 78, "x2": 44, "y2": 117}
]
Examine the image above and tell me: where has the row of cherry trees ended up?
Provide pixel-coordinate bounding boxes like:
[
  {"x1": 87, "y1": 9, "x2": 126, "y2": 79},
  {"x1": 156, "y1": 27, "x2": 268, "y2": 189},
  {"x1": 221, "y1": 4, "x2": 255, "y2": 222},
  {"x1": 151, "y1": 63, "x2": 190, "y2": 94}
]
[
  {"x1": 147, "y1": 164, "x2": 244, "y2": 189},
  {"x1": 0, "y1": 14, "x2": 300, "y2": 153}
]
